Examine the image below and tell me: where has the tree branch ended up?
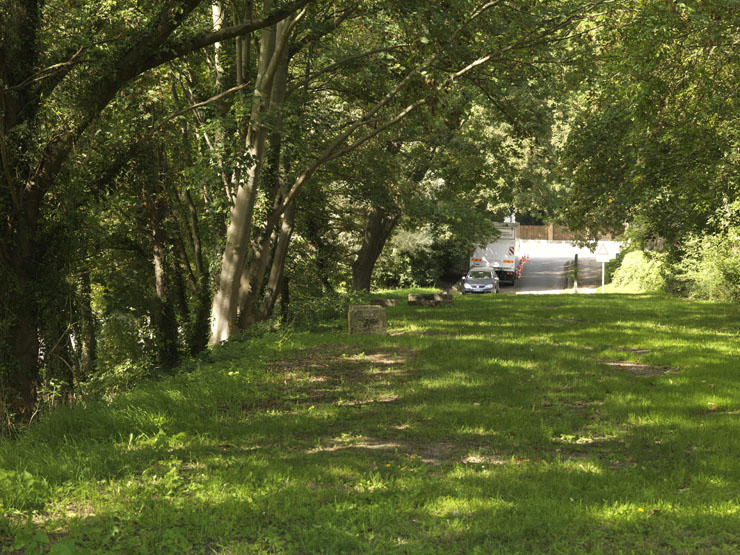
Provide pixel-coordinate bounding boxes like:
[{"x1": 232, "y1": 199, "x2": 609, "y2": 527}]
[
  {"x1": 286, "y1": 46, "x2": 408, "y2": 98},
  {"x1": 289, "y1": 5, "x2": 359, "y2": 58},
  {"x1": 30, "y1": 0, "x2": 314, "y2": 199},
  {"x1": 0, "y1": 47, "x2": 86, "y2": 94},
  {"x1": 264, "y1": 0, "x2": 604, "y2": 229},
  {"x1": 138, "y1": 0, "x2": 315, "y2": 74},
  {"x1": 153, "y1": 81, "x2": 253, "y2": 132}
]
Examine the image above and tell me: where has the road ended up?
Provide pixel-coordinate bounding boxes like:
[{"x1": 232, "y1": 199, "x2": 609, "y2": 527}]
[{"x1": 499, "y1": 240, "x2": 621, "y2": 295}]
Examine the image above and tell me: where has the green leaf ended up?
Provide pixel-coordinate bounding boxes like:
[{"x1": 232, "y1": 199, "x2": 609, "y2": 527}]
[{"x1": 50, "y1": 542, "x2": 76, "y2": 555}]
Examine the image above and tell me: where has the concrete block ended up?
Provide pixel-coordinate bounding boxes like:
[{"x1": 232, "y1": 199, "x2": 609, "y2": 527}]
[
  {"x1": 407, "y1": 293, "x2": 435, "y2": 306},
  {"x1": 408, "y1": 292, "x2": 453, "y2": 306},
  {"x1": 370, "y1": 299, "x2": 399, "y2": 307},
  {"x1": 348, "y1": 305, "x2": 387, "y2": 335}
]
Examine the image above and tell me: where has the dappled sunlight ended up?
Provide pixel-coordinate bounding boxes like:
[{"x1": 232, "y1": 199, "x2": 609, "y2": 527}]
[
  {"x1": 557, "y1": 458, "x2": 604, "y2": 475},
  {"x1": 424, "y1": 495, "x2": 514, "y2": 519},
  {"x1": 5, "y1": 292, "x2": 740, "y2": 551}
]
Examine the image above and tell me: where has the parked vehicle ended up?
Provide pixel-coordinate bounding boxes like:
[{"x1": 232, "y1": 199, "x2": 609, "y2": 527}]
[
  {"x1": 462, "y1": 266, "x2": 500, "y2": 294},
  {"x1": 470, "y1": 222, "x2": 519, "y2": 285}
]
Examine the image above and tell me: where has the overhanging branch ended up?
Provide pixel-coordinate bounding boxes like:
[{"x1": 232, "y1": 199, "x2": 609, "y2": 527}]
[
  {"x1": 264, "y1": 0, "x2": 605, "y2": 228},
  {"x1": 139, "y1": 0, "x2": 316, "y2": 73},
  {"x1": 153, "y1": 81, "x2": 253, "y2": 132}
]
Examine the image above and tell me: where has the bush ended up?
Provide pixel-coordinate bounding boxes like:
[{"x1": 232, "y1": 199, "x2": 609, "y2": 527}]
[
  {"x1": 375, "y1": 227, "x2": 436, "y2": 288},
  {"x1": 287, "y1": 290, "x2": 370, "y2": 330},
  {"x1": 679, "y1": 227, "x2": 740, "y2": 301},
  {"x1": 611, "y1": 250, "x2": 668, "y2": 292},
  {"x1": 374, "y1": 225, "x2": 483, "y2": 288},
  {"x1": 80, "y1": 359, "x2": 154, "y2": 400}
]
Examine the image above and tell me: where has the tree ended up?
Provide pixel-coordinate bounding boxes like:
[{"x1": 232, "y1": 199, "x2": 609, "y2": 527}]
[
  {"x1": 0, "y1": 0, "x2": 313, "y2": 415},
  {"x1": 206, "y1": 0, "x2": 609, "y2": 315},
  {"x1": 0, "y1": 0, "x2": 606, "y2": 417},
  {"x1": 560, "y1": 0, "x2": 740, "y2": 247}
]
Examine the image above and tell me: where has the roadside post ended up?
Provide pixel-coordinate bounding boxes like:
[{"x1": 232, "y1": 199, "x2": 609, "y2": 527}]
[
  {"x1": 574, "y1": 254, "x2": 578, "y2": 293},
  {"x1": 594, "y1": 243, "x2": 619, "y2": 293}
]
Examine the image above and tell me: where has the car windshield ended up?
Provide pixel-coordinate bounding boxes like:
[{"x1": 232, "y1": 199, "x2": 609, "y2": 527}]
[{"x1": 468, "y1": 271, "x2": 493, "y2": 279}]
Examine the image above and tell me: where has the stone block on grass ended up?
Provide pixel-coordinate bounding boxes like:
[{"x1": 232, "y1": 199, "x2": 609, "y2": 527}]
[
  {"x1": 370, "y1": 299, "x2": 399, "y2": 307},
  {"x1": 348, "y1": 305, "x2": 387, "y2": 335},
  {"x1": 407, "y1": 292, "x2": 453, "y2": 306},
  {"x1": 408, "y1": 293, "x2": 436, "y2": 306},
  {"x1": 433, "y1": 292, "x2": 454, "y2": 305}
]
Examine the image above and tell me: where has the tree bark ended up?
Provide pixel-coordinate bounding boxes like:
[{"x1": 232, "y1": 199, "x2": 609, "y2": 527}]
[
  {"x1": 183, "y1": 190, "x2": 210, "y2": 355},
  {"x1": 279, "y1": 276, "x2": 291, "y2": 323},
  {"x1": 9, "y1": 291, "x2": 40, "y2": 417},
  {"x1": 209, "y1": 4, "x2": 277, "y2": 343},
  {"x1": 261, "y1": 196, "x2": 296, "y2": 319},
  {"x1": 76, "y1": 266, "x2": 97, "y2": 380},
  {"x1": 211, "y1": 4, "x2": 297, "y2": 341},
  {"x1": 1, "y1": 0, "x2": 42, "y2": 416},
  {"x1": 237, "y1": 19, "x2": 292, "y2": 329},
  {"x1": 351, "y1": 206, "x2": 399, "y2": 292},
  {"x1": 147, "y1": 173, "x2": 180, "y2": 370},
  {"x1": 4, "y1": 183, "x2": 45, "y2": 416}
]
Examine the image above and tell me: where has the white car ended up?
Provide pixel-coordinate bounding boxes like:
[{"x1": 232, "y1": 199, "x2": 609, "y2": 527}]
[{"x1": 462, "y1": 267, "x2": 500, "y2": 294}]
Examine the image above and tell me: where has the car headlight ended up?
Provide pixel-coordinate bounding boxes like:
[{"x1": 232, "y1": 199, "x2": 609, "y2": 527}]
[
  {"x1": 483, "y1": 284, "x2": 493, "y2": 289},
  {"x1": 464, "y1": 283, "x2": 472, "y2": 289}
]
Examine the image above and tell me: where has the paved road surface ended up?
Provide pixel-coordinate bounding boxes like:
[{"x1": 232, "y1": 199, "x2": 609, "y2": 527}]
[
  {"x1": 499, "y1": 240, "x2": 621, "y2": 295},
  {"x1": 505, "y1": 254, "x2": 570, "y2": 293}
]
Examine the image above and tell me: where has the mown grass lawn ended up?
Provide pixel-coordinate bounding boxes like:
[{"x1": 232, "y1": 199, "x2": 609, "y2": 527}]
[{"x1": 3, "y1": 291, "x2": 740, "y2": 553}]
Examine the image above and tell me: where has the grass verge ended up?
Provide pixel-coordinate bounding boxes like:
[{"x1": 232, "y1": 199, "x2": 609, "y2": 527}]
[{"x1": 2, "y1": 292, "x2": 740, "y2": 552}]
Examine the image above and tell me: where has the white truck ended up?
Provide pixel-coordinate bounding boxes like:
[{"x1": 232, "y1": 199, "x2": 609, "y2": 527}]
[{"x1": 470, "y1": 222, "x2": 520, "y2": 285}]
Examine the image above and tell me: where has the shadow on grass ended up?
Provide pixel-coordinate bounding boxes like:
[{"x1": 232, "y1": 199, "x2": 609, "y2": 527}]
[
  {"x1": 41, "y1": 440, "x2": 740, "y2": 552},
  {"x1": 3, "y1": 293, "x2": 740, "y2": 551}
]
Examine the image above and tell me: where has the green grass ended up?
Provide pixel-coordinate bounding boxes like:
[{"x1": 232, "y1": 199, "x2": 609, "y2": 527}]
[{"x1": 3, "y1": 292, "x2": 740, "y2": 553}]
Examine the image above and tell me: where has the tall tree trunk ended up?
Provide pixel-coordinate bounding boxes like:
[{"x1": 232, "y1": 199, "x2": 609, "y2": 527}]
[
  {"x1": 1, "y1": 0, "x2": 42, "y2": 416},
  {"x1": 212, "y1": 1, "x2": 226, "y2": 88},
  {"x1": 148, "y1": 186, "x2": 180, "y2": 370},
  {"x1": 237, "y1": 23, "x2": 292, "y2": 329},
  {"x1": 314, "y1": 236, "x2": 336, "y2": 293},
  {"x1": 261, "y1": 196, "x2": 296, "y2": 319},
  {"x1": 76, "y1": 266, "x2": 97, "y2": 380},
  {"x1": 5, "y1": 188, "x2": 45, "y2": 415},
  {"x1": 279, "y1": 275, "x2": 291, "y2": 323},
  {"x1": 9, "y1": 291, "x2": 40, "y2": 416},
  {"x1": 184, "y1": 190, "x2": 211, "y2": 355},
  {"x1": 211, "y1": 4, "x2": 297, "y2": 342},
  {"x1": 210, "y1": 5, "x2": 278, "y2": 344},
  {"x1": 151, "y1": 262, "x2": 180, "y2": 369},
  {"x1": 237, "y1": 228, "x2": 276, "y2": 329},
  {"x1": 351, "y1": 205, "x2": 398, "y2": 291}
]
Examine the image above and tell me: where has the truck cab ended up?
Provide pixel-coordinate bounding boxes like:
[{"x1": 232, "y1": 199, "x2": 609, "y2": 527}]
[{"x1": 470, "y1": 222, "x2": 520, "y2": 285}]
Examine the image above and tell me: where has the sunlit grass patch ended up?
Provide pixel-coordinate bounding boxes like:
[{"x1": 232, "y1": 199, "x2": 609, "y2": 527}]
[{"x1": 2, "y1": 292, "x2": 740, "y2": 551}]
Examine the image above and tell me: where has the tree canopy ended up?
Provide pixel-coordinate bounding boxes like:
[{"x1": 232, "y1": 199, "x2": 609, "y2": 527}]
[
  {"x1": 4, "y1": 0, "x2": 737, "y2": 420},
  {"x1": 561, "y1": 0, "x2": 740, "y2": 246}
]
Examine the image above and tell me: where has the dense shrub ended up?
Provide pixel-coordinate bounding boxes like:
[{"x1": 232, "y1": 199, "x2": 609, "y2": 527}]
[
  {"x1": 611, "y1": 250, "x2": 668, "y2": 292},
  {"x1": 679, "y1": 227, "x2": 740, "y2": 301},
  {"x1": 287, "y1": 290, "x2": 371, "y2": 330},
  {"x1": 375, "y1": 227, "x2": 437, "y2": 288},
  {"x1": 374, "y1": 226, "x2": 477, "y2": 288}
]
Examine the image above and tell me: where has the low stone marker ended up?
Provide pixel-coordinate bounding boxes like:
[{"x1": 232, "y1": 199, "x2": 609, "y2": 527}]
[
  {"x1": 370, "y1": 299, "x2": 399, "y2": 307},
  {"x1": 407, "y1": 292, "x2": 454, "y2": 307},
  {"x1": 348, "y1": 305, "x2": 387, "y2": 335}
]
